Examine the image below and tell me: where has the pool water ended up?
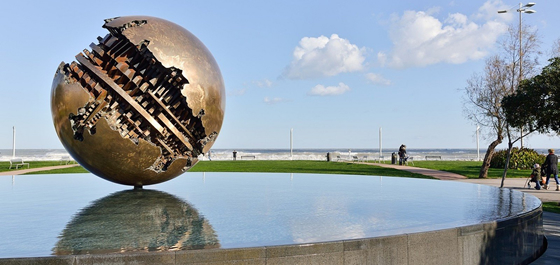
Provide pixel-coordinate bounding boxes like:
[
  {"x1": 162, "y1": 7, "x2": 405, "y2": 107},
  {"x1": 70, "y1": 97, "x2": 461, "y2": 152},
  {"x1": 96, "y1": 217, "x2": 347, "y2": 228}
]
[{"x1": 0, "y1": 172, "x2": 540, "y2": 258}]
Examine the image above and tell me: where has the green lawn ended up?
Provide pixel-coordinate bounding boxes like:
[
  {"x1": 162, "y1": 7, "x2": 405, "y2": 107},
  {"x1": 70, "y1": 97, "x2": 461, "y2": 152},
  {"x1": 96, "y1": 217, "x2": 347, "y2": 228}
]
[
  {"x1": 21, "y1": 160, "x2": 433, "y2": 179},
  {"x1": 0, "y1": 161, "x2": 72, "y2": 172},
  {"x1": 17, "y1": 160, "x2": 531, "y2": 178},
  {"x1": 18, "y1": 160, "x2": 533, "y2": 179},
  {"x1": 189, "y1": 160, "x2": 433, "y2": 179},
  {"x1": 543, "y1": 202, "x2": 560, "y2": 214},
  {"x1": 411, "y1": 160, "x2": 532, "y2": 179},
  {"x1": 26, "y1": 166, "x2": 89, "y2": 175}
]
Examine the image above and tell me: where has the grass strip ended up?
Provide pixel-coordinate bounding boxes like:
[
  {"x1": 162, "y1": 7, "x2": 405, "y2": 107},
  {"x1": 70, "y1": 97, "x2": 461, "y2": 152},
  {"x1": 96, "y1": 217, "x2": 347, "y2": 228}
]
[
  {"x1": 18, "y1": 160, "x2": 533, "y2": 179},
  {"x1": 26, "y1": 166, "x2": 89, "y2": 175},
  {"x1": 0, "y1": 161, "x2": 72, "y2": 172},
  {"x1": 542, "y1": 202, "x2": 560, "y2": 214},
  {"x1": 189, "y1": 160, "x2": 434, "y2": 179},
  {"x1": 410, "y1": 161, "x2": 532, "y2": 179},
  {"x1": 21, "y1": 160, "x2": 432, "y2": 179}
]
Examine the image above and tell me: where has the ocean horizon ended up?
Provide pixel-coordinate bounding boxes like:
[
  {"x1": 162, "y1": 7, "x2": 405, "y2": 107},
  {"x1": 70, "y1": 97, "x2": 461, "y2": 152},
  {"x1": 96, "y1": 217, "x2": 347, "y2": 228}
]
[{"x1": 0, "y1": 148, "x2": 553, "y2": 162}]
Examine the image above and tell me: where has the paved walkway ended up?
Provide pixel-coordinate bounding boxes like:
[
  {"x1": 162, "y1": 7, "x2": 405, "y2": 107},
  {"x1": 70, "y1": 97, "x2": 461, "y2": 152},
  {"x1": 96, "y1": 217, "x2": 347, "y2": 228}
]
[
  {"x1": 363, "y1": 162, "x2": 467, "y2": 180},
  {"x1": 364, "y1": 162, "x2": 559, "y2": 200},
  {"x1": 0, "y1": 164, "x2": 80, "y2": 176},
  {"x1": 360, "y1": 162, "x2": 559, "y2": 264},
  {"x1": 456, "y1": 177, "x2": 560, "y2": 203},
  {"x1": 533, "y1": 211, "x2": 560, "y2": 264}
]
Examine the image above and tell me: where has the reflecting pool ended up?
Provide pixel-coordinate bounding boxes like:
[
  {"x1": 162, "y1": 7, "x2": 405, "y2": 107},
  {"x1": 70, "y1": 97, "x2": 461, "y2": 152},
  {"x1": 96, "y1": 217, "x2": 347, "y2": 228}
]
[{"x1": 0, "y1": 172, "x2": 540, "y2": 258}]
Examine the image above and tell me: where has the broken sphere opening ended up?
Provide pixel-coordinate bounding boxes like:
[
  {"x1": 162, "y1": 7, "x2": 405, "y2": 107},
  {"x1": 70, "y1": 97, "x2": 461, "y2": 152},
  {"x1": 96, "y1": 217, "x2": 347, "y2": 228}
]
[
  {"x1": 51, "y1": 16, "x2": 225, "y2": 186},
  {"x1": 63, "y1": 21, "x2": 206, "y2": 172}
]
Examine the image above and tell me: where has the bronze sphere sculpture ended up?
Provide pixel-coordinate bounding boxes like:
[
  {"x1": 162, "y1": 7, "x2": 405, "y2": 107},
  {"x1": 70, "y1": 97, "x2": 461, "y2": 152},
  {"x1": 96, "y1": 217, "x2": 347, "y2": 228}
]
[{"x1": 51, "y1": 16, "x2": 225, "y2": 186}]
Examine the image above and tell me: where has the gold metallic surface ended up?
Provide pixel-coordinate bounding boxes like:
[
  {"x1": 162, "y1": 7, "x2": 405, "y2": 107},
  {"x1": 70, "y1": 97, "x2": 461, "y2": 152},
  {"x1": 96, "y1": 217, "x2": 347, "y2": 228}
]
[{"x1": 51, "y1": 16, "x2": 225, "y2": 186}]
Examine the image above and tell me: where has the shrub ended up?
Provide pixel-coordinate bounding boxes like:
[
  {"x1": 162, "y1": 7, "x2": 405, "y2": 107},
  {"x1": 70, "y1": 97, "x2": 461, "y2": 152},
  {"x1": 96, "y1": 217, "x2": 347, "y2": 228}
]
[{"x1": 490, "y1": 147, "x2": 545, "y2": 169}]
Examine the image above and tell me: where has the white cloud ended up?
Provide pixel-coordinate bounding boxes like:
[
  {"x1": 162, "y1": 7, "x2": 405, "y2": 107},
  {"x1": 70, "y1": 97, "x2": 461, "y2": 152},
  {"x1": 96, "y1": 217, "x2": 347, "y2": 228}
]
[
  {"x1": 283, "y1": 34, "x2": 366, "y2": 79},
  {"x1": 426, "y1": 6, "x2": 441, "y2": 16},
  {"x1": 377, "y1": 52, "x2": 387, "y2": 67},
  {"x1": 383, "y1": 1, "x2": 508, "y2": 68},
  {"x1": 253, "y1": 79, "x2": 273, "y2": 88},
  {"x1": 229, "y1": 88, "x2": 246, "y2": 96},
  {"x1": 474, "y1": 0, "x2": 513, "y2": 22},
  {"x1": 365, "y1": 73, "x2": 391, "y2": 86},
  {"x1": 264, "y1": 97, "x2": 288, "y2": 104},
  {"x1": 308, "y1": 82, "x2": 350, "y2": 96}
]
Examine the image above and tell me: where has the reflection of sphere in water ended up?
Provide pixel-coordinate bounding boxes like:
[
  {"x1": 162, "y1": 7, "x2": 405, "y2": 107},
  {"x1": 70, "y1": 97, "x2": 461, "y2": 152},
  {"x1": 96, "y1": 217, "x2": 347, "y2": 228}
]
[
  {"x1": 53, "y1": 190, "x2": 219, "y2": 255},
  {"x1": 51, "y1": 16, "x2": 225, "y2": 186}
]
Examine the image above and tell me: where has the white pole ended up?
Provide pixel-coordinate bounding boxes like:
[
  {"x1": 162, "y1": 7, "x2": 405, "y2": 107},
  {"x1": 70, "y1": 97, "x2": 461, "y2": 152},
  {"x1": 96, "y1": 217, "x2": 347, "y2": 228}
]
[
  {"x1": 476, "y1": 125, "x2": 480, "y2": 161},
  {"x1": 379, "y1": 127, "x2": 382, "y2": 161},
  {"x1": 290, "y1": 128, "x2": 293, "y2": 160},
  {"x1": 12, "y1": 126, "x2": 16, "y2": 158},
  {"x1": 519, "y1": 2, "x2": 524, "y2": 149}
]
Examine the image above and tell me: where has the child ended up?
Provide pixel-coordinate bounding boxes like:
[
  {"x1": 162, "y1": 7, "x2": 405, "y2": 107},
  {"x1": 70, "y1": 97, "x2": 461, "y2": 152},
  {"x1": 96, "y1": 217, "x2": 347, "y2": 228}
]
[{"x1": 530, "y1": 164, "x2": 543, "y2": 190}]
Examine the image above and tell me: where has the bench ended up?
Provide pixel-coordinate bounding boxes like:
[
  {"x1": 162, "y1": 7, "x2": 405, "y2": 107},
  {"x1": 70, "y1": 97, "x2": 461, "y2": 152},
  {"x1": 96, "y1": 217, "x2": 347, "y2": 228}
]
[
  {"x1": 406, "y1": 157, "x2": 414, "y2": 165},
  {"x1": 425, "y1": 156, "x2": 442, "y2": 160},
  {"x1": 60, "y1": 156, "x2": 75, "y2": 165},
  {"x1": 377, "y1": 156, "x2": 385, "y2": 163},
  {"x1": 240, "y1": 155, "x2": 256, "y2": 160},
  {"x1": 9, "y1": 158, "x2": 29, "y2": 169}
]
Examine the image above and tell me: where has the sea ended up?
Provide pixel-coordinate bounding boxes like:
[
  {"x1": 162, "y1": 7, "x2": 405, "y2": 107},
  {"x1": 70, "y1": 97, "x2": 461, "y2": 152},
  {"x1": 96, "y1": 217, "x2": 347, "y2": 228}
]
[{"x1": 0, "y1": 148, "x2": 553, "y2": 162}]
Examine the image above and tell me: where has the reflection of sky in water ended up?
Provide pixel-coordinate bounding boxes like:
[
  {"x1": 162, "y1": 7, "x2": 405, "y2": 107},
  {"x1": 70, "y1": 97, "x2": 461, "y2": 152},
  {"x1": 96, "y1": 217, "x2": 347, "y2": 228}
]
[{"x1": 0, "y1": 173, "x2": 540, "y2": 258}]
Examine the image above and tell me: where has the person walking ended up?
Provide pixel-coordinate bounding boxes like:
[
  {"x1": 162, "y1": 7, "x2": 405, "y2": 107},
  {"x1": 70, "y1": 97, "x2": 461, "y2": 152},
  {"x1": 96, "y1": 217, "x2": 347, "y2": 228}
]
[{"x1": 542, "y1": 148, "x2": 560, "y2": 191}]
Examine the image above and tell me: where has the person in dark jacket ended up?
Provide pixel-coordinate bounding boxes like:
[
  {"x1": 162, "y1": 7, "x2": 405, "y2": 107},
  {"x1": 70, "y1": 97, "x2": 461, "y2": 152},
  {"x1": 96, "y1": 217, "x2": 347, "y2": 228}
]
[
  {"x1": 542, "y1": 148, "x2": 560, "y2": 190},
  {"x1": 398, "y1": 144, "x2": 407, "y2": 165}
]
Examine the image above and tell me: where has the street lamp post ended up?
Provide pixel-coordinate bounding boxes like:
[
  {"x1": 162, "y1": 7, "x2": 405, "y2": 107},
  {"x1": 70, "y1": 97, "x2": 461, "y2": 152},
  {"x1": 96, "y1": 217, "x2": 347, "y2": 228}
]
[
  {"x1": 12, "y1": 126, "x2": 16, "y2": 158},
  {"x1": 476, "y1": 125, "x2": 480, "y2": 161},
  {"x1": 379, "y1": 127, "x2": 382, "y2": 162},
  {"x1": 290, "y1": 128, "x2": 293, "y2": 160},
  {"x1": 498, "y1": 2, "x2": 536, "y2": 148}
]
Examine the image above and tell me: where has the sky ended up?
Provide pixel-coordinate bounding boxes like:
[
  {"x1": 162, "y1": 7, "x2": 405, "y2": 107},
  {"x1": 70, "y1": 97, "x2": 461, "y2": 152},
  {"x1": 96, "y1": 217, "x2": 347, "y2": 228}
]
[{"x1": 0, "y1": 0, "x2": 559, "y2": 151}]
